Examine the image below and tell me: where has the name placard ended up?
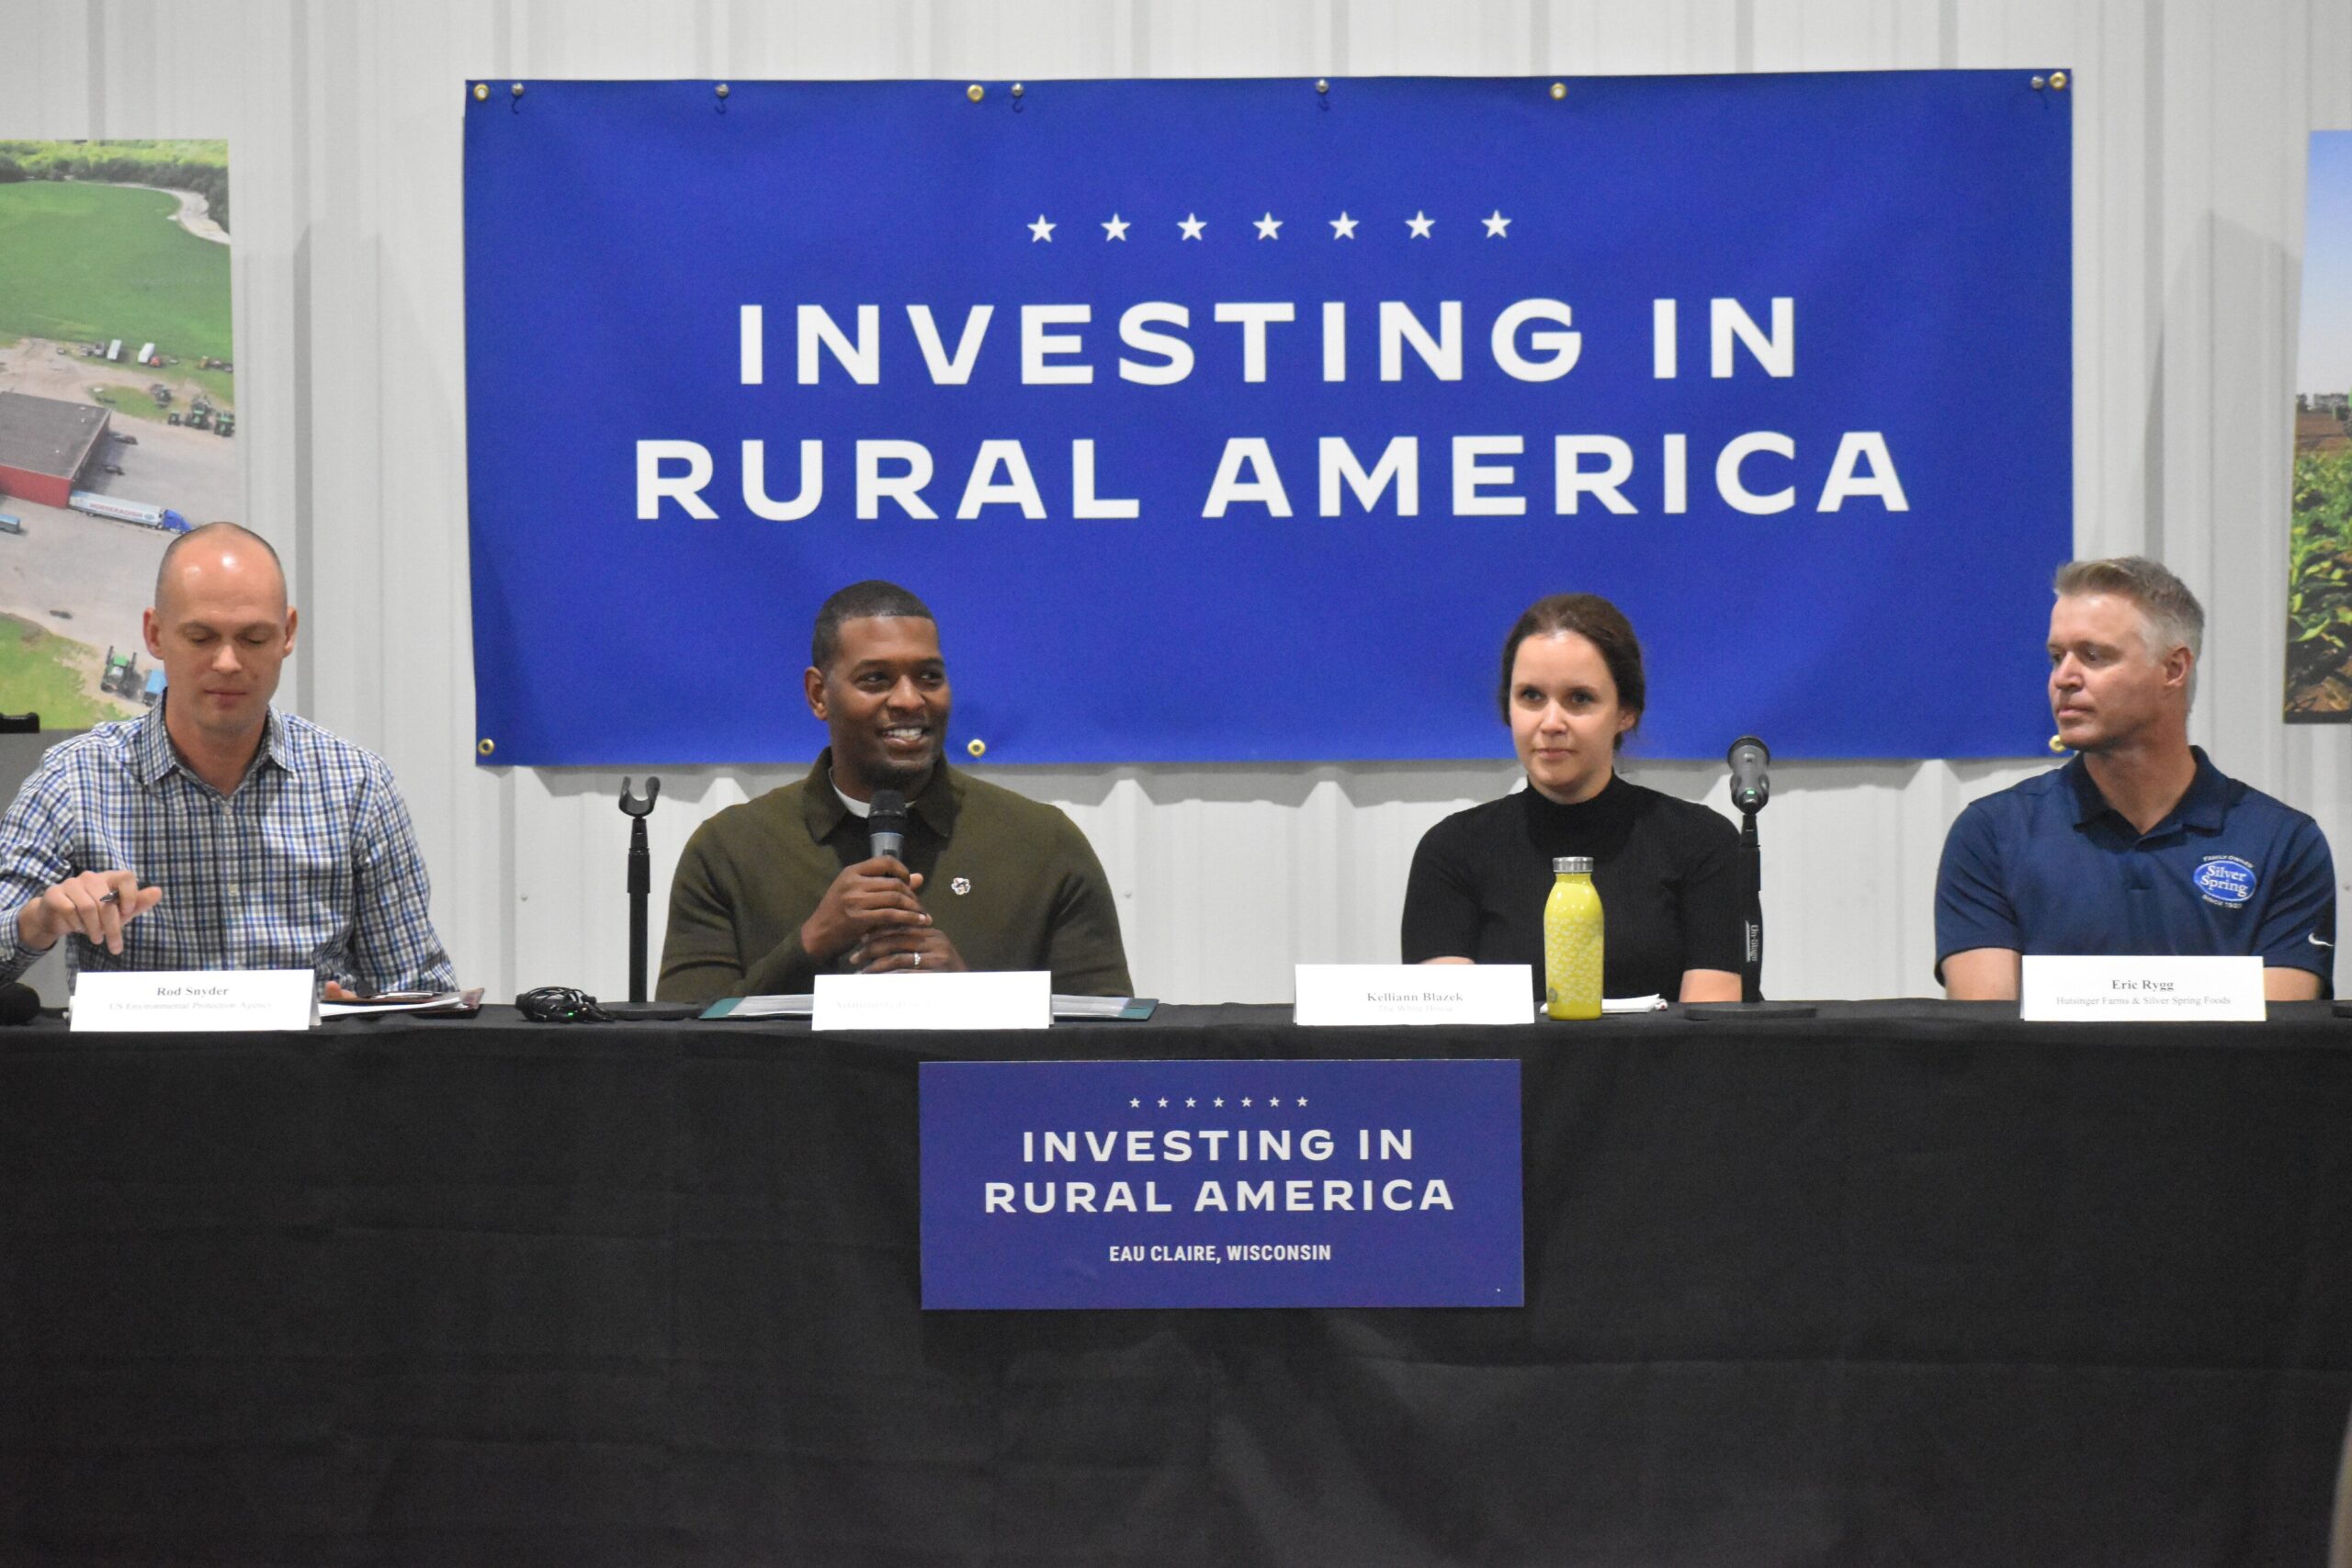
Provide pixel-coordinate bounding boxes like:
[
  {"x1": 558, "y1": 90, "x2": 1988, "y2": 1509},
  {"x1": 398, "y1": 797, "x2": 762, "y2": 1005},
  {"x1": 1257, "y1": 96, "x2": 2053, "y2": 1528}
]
[
  {"x1": 1294, "y1": 964, "x2": 1533, "y2": 1027},
  {"x1": 812, "y1": 970, "x2": 1050, "y2": 1032},
  {"x1": 71, "y1": 969, "x2": 317, "y2": 1032},
  {"x1": 2019, "y1": 955, "x2": 2267, "y2": 1022},
  {"x1": 920, "y1": 1058, "x2": 1524, "y2": 1310}
]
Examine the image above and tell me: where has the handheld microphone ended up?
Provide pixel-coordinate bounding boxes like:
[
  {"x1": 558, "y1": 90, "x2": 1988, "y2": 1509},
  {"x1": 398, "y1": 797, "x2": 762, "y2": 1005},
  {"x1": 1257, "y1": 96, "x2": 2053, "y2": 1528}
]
[
  {"x1": 868, "y1": 789, "x2": 910, "y2": 866},
  {"x1": 1726, "y1": 736, "x2": 1771, "y2": 814}
]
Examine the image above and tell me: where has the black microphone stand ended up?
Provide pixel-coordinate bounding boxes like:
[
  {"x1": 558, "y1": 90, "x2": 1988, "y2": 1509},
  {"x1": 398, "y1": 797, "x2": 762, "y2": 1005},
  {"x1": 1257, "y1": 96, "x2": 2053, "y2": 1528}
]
[
  {"x1": 1737, "y1": 808, "x2": 1763, "y2": 1002},
  {"x1": 1724, "y1": 738, "x2": 1770, "y2": 1003},
  {"x1": 619, "y1": 777, "x2": 661, "y2": 1003}
]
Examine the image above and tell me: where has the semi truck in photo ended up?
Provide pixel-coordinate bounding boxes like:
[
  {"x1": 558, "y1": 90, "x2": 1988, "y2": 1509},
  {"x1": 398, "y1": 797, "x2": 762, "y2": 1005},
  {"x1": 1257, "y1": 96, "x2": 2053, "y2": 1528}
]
[{"x1": 69, "y1": 492, "x2": 189, "y2": 532}]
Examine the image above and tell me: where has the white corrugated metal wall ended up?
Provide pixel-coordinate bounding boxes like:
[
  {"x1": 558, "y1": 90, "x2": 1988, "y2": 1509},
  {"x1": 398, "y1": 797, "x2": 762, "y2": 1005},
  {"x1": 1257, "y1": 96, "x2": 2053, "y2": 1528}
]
[{"x1": 6, "y1": 0, "x2": 2346, "y2": 1003}]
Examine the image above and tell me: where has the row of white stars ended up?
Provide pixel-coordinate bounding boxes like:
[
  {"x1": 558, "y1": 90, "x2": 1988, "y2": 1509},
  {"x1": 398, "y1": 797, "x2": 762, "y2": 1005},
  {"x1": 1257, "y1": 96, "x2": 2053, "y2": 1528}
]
[
  {"x1": 1127, "y1": 1095, "x2": 1306, "y2": 1108},
  {"x1": 1032, "y1": 210, "x2": 1511, "y2": 243}
]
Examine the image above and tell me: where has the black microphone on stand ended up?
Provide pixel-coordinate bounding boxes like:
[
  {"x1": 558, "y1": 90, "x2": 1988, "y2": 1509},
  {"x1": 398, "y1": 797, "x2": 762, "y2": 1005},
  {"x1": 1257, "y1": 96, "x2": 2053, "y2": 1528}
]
[
  {"x1": 1727, "y1": 736, "x2": 1770, "y2": 814},
  {"x1": 868, "y1": 789, "x2": 910, "y2": 869},
  {"x1": 1725, "y1": 737, "x2": 1770, "y2": 1002}
]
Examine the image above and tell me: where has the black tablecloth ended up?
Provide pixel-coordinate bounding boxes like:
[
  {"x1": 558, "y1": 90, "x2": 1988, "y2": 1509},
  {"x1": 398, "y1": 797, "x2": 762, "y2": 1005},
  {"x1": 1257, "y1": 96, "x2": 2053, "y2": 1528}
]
[{"x1": 2, "y1": 1002, "x2": 2347, "y2": 1565}]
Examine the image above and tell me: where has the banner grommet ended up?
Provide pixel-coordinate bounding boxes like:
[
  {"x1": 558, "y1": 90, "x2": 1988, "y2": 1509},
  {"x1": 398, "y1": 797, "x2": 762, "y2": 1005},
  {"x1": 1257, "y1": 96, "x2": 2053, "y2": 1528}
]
[{"x1": 967, "y1": 84, "x2": 984, "y2": 103}]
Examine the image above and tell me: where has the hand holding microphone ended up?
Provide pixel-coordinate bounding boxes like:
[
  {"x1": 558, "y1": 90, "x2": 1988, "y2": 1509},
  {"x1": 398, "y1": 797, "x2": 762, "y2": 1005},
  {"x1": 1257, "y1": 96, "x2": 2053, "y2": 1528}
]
[
  {"x1": 799, "y1": 790, "x2": 967, "y2": 972},
  {"x1": 849, "y1": 789, "x2": 968, "y2": 971}
]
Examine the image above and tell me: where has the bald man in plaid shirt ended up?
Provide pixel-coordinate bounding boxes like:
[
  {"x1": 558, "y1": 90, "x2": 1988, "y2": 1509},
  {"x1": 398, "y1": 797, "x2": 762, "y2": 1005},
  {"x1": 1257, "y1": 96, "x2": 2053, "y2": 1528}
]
[{"x1": 0, "y1": 524, "x2": 453, "y2": 995}]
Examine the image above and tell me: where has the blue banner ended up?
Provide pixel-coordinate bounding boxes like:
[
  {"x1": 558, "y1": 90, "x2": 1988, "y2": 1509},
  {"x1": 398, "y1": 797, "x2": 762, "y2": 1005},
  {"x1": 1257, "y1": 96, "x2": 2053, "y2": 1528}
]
[
  {"x1": 919, "y1": 1058, "x2": 1523, "y2": 1310},
  {"x1": 463, "y1": 73, "x2": 2072, "y2": 765}
]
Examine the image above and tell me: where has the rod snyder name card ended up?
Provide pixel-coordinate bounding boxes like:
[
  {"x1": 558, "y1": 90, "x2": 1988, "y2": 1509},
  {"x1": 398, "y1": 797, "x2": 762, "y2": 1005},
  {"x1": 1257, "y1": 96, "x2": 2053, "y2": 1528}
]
[{"x1": 919, "y1": 1058, "x2": 1523, "y2": 1310}]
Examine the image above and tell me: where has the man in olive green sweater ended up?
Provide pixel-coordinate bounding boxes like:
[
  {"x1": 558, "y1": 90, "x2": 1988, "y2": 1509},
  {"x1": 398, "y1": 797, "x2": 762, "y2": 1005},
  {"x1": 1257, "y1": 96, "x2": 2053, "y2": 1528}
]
[{"x1": 656, "y1": 581, "x2": 1133, "y2": 1004}]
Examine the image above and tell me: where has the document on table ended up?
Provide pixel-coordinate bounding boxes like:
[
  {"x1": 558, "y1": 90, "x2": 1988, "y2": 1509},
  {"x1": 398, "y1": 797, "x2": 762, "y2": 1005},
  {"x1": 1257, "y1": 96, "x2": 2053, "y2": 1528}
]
[
  {"x1": 319, "y1": 987, "x2": 485, "y2": 1019},
  {"x1": 703, "y1": 993, "x2": 1158, "y2": 1021},
  {"x1": 1601, "y1": 995, "x2": 1668, "y2": 1014}
]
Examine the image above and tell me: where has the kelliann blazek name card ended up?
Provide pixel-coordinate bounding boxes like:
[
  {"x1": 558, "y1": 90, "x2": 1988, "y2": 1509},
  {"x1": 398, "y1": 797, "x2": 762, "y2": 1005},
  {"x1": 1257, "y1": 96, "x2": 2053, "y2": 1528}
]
[{"x1": 1294, "y1": 964, "x2": 1533, "y2": 1027}]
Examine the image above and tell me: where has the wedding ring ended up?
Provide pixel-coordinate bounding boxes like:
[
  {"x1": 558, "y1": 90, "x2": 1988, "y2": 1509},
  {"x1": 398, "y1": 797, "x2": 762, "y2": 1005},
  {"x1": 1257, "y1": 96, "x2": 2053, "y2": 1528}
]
[{"x1": 910, "y1": 953, "x2": 922, "y2": 969}]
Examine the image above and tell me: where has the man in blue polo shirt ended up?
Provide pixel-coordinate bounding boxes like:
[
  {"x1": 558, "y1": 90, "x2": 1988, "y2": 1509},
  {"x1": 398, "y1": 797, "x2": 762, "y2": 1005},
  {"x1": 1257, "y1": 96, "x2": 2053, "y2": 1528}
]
[{"x1": 1936, "y1": 556, "x2": 2335, "y2": 1000}]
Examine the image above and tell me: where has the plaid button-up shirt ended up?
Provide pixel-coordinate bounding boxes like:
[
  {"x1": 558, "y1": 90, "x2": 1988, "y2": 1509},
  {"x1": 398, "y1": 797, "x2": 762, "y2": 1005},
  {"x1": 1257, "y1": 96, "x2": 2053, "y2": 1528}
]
[{"x1": 0, "y1": 704, "x2": 455, "y2": 992}]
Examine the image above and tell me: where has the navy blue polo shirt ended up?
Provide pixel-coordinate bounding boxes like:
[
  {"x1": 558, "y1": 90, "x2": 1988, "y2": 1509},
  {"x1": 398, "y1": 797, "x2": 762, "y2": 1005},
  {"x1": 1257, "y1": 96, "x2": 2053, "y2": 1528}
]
[{"x1": 1935, "y1": 749, "x2": 2337, "y2": 992}]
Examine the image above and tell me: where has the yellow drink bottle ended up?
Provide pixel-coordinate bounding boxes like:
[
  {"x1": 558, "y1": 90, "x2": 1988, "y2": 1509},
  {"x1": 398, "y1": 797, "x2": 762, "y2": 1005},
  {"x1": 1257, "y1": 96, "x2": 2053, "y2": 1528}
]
[{"x1": 1544, "y1": 856, "x2": 1603, "y2": 1021}]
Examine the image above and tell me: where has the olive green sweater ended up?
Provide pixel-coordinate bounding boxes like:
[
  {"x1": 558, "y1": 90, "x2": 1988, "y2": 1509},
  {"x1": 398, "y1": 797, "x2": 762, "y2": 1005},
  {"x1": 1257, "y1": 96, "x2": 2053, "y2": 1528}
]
[{"x1": 657, "y1": 751, "x2": 1133, "y2": 1003}]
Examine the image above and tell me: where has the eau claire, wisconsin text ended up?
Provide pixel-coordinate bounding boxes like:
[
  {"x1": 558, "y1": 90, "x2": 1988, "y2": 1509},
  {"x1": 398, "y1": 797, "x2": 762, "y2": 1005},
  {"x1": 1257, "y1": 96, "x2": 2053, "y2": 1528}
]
[{"x1": 637, "y1": 296, "x2": 1911, "y2": 523}]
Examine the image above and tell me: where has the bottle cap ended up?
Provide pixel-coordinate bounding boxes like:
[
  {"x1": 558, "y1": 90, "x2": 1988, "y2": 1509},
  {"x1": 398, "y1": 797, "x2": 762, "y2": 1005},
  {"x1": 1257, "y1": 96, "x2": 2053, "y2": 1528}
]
[{"x1": 1553, "y1": 856, "x2": 1593, "y2": 874}]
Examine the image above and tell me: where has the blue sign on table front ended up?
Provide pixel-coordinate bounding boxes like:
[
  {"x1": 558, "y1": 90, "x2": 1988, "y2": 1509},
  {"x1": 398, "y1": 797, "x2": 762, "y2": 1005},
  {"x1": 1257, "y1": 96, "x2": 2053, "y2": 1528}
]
[{"x1": 920, "y1": 1058, "x2": 1523, "y2": 1310}]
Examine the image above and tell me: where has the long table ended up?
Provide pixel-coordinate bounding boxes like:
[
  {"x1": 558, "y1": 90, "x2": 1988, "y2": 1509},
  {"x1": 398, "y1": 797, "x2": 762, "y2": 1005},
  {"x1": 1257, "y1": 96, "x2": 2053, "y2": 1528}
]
[{"x1": 3, "y1": 1002, "x2": 2347, "y2": 1565}]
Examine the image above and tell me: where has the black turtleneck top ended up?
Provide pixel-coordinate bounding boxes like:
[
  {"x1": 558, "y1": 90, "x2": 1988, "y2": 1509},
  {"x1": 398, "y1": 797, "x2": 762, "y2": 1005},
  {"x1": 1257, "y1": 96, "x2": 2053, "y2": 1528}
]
[{"x1": 1399, "y1": 773, "x2": 1747, "y2": 999}]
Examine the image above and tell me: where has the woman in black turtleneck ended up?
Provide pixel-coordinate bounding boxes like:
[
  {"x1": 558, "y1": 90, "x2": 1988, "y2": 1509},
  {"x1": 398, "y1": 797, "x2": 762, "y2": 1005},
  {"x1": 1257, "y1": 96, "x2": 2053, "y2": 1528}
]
[{"x1": 1400, "y1": 593, "x2": 1745, "y2": 1003}]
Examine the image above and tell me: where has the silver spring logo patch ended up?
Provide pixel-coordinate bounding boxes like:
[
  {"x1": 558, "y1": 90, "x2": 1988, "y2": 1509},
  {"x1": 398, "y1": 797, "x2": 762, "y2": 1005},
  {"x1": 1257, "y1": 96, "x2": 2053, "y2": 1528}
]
[{"x1": 2192, "y1": 855, "x2": 2257, "y2": 907}]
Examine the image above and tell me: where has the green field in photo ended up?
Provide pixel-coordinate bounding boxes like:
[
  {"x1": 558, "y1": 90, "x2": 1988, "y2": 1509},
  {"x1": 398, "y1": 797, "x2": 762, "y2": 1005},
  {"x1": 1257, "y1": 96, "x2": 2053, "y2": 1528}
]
[
  {"x1": 0, "y1": 614, "x2": 132, "y2": 729},
  {"x1": 2288, "y1": 449, "x2": 2352, "y2": 714},
  {"x1": 0, "y1": 181, "x2": 232, "y2": 364}
]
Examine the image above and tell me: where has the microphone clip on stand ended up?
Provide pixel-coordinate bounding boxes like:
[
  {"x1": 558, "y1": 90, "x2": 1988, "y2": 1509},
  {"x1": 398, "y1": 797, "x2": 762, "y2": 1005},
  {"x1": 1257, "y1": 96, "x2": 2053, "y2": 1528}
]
[
  {"x1": 520, "y1": 779, "x2": 697, "y2": 1024},
  {"x1": 619, "y1": 777, "x2": 661, "y2": 1003}
]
